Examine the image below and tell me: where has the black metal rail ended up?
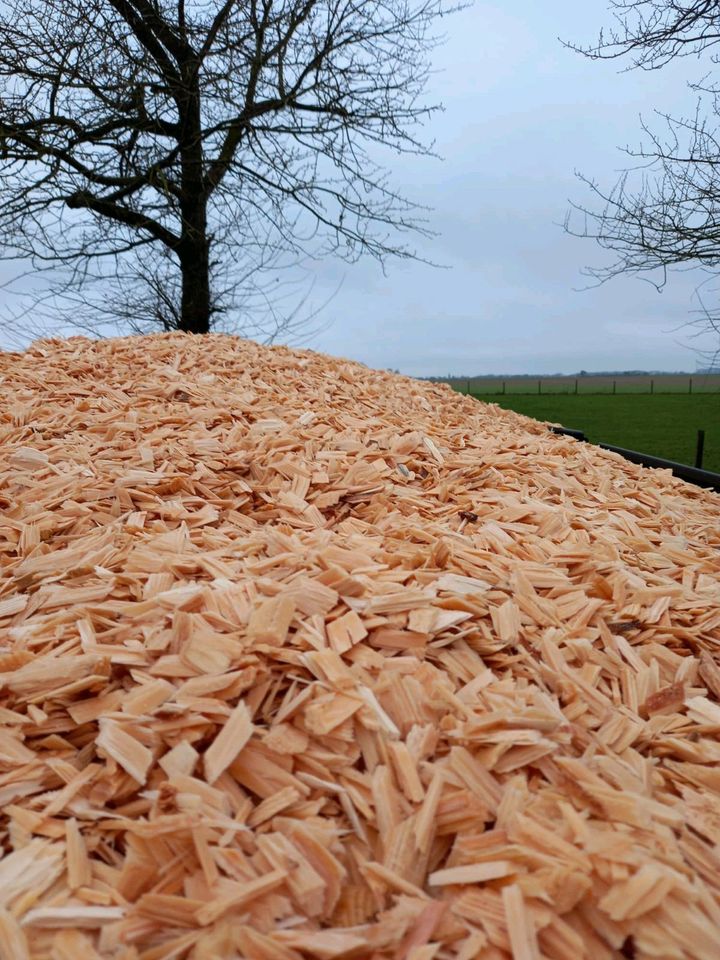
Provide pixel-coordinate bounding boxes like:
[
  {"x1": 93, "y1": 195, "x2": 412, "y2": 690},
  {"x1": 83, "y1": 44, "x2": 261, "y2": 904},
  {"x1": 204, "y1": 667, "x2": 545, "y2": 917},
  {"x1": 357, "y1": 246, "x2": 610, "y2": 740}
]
[{"x1": 549, "y1": 426, "x2": 720, "y2": 493}]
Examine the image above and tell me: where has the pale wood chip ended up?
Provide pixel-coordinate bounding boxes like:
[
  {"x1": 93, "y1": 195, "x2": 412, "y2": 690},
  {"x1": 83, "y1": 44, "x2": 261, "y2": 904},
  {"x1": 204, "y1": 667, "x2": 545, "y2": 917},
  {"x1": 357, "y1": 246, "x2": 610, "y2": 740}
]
[
  {"x1": 429, "y1": 861, "x2": 514, "y2": 886},
  {"x1": 66, "y1": 818, "x2": 91, "y2": 891},
  {"x1": 502, "y1": 884, "x2": 540, "y2": 960},
  {"x1": 203, "y1": 699, "x2": 254, "y2": 784},
  {"x1": 247, "y1": 596, "x2": 296, "y2": 645},
  {"x1": 96, "y1": 718, "x2": 153, "y2": 784},
  {"x1": 0, "y1": 595, "x2": 28, "y2": 619},
  {"x1": 22, "y1": 906, "x2": 124, "y2": 928},
  {"x1": 194, "y1": 868, "x2": 287, "y2": 926},
  {"x1": 0, "y1": 908, "x2": 28, "y2": 960},
  {"x1": 159, "y1": 739, "x2": 199, "y2": 778}
]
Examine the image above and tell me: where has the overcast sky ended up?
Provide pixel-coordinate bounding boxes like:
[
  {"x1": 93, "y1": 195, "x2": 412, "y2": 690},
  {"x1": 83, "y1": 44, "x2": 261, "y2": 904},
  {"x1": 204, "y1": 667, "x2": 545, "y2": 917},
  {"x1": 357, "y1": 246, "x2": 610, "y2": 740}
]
[
  {"x1": 1, "y1": 0, "x2": 718, "y2": 374},
  {"x1": 305, "y1": 0, "x2": 719, "y2": 375}
]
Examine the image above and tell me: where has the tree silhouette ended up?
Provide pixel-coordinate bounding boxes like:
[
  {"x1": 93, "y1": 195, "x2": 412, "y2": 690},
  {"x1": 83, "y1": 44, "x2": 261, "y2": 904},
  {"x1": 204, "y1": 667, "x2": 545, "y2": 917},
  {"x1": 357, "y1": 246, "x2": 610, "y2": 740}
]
[
  {"x1": 566, "y1": 1, "x2": 720, "y2": 355},
  {"x1": 0, "y1": 0, "x2": 455, "y2": 336}
]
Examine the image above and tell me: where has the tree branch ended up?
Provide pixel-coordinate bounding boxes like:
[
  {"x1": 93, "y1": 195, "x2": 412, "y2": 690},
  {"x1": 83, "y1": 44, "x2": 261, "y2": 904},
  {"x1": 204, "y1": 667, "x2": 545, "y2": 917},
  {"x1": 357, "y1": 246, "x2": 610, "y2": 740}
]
[{"x1": 65, "y1": 189, "x2": 180, "y2": 250}]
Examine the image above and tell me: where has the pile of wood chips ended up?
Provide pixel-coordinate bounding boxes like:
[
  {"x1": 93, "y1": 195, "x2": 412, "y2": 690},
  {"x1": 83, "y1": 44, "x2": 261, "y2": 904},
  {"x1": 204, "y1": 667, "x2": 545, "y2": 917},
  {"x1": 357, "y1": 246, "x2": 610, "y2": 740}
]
[{"x1": 1, "y1": 333, "x2": 720, "y2": 960}]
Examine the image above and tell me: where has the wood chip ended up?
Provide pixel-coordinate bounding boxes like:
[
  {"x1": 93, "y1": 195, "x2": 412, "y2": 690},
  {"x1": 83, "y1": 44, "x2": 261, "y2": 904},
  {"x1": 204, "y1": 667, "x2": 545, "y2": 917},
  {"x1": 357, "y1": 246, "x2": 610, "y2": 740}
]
[
  {"x1": 429, "y1": 861, "x2": 515, "y2": 886},
  {"x1": 0, "y1": 908, "x2": 28, "y2": 960},
  {"x1": 65, "y1": 818, "x2": 91, "y2": 891},
  {"x1": 194, "y1": 868, "x2": 287, "y2": 925},
  {"x1": 96, "y1": 718, "x2": 152, "y2": 784},
  {"x1": 22, "y1": 907, "x2": 124, "y2": 929},
  {"x1": 203, "y1": 699, "x2": 253, "y2": 783},
  {"x1": 502, "y1": 884, "x2": 540, "y2": 960},
  {"x1": 247, "y1": 595, "x2": 296, "y2": 644},
  {"x1": 1, "y1": 333, "x2": 719, "y2": 958}
]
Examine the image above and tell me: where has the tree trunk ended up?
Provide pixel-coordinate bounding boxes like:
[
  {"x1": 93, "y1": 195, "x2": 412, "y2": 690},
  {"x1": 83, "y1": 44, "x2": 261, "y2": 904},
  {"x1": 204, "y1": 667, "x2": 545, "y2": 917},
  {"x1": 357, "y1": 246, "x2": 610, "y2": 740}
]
[
  {"x1": 179, "y1": 224, "x2": 211, "y2": 334},
  {"x1": 178, "y1": 58, "x2": 210, "y2": 335}
]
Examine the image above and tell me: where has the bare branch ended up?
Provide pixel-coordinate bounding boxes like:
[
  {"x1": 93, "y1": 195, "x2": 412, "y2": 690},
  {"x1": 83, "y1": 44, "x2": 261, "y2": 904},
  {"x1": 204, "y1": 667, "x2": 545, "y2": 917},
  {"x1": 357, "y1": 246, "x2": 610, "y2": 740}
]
[
  {"x1": 567, "y1": 1, "x2": 720, "y2": 355},
  {"x1": 565, "y1": 0, "x2": 720, "y2": 70},
  {"x1": 0, "y1": 0, "x2": 458, "y2": 337}
]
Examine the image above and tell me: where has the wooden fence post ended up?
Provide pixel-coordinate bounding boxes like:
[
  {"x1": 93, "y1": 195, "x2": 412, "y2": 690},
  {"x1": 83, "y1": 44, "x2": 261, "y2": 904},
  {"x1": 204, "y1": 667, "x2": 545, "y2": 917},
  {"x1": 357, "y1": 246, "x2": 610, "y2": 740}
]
[{"x1": 650, "y1": 379, "x2": 654, "y2": 395}]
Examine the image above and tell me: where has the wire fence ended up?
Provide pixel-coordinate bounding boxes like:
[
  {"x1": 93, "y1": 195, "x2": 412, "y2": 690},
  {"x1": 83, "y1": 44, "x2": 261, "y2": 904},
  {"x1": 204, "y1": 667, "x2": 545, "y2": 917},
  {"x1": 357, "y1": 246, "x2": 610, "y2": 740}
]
[{"x1": 435, "y1": 375, "x2": 720, "y2": 395}]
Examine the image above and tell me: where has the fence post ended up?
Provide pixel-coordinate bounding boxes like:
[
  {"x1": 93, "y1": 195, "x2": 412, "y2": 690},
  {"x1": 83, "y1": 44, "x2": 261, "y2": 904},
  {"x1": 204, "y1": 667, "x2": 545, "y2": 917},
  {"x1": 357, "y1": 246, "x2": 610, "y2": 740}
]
[
  {"x1": 689, "y1": 377, "x2": 693, "y2": 395},
  {"x1": 695, "y1": 429, "x2": 705, "y2": 469},
  {"x1": 502, "y1": 380, "x2": 506, "y2": 395},
  {"x1": 467, "y1": 379, "x2": 470, "y2": 395},
  {"x1": 613, "y1": 379, "x2": 616, "y2": 395},
  {"x1": 575, "y1": 378, "x2": 578, "y2": 395},
  {"x1": 650, "y1": 379, "x2": 654, "y2": 395},
  {"x1": 538, "y1": 379, "x2": 541, "y2": 395}
]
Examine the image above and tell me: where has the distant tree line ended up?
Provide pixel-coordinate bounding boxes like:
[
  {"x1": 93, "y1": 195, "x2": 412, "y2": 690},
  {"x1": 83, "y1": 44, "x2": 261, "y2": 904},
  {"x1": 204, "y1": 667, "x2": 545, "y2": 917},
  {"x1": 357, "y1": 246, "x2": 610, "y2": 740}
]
[{"x1": 424, "y1": 369, "x2": 698, "y2": 380}]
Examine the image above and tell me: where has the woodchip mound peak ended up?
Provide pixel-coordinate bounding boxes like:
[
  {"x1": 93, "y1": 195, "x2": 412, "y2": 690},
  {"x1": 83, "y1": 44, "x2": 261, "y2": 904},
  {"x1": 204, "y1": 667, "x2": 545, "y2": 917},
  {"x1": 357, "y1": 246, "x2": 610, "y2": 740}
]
[{"x1": 1, "y1": 333, "x2": 720, "y2": 960}]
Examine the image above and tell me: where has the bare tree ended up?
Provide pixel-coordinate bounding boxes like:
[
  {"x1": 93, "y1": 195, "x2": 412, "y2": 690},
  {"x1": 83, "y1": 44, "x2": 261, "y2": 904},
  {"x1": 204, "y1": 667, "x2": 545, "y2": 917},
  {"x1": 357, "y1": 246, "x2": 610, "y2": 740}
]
[
  {"x1": 565, "y1": 1, "x2": 720, "y2": 357},
  {"x1": 0, "y1": 0, "x2": 455, "y2": 337}
]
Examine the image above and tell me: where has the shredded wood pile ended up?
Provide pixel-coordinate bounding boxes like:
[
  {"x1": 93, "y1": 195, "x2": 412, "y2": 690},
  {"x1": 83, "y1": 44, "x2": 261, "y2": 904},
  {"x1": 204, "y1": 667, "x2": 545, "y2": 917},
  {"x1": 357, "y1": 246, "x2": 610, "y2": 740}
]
[{"x1": 1, "y1": 334, "x2": 720, "y2": 960}]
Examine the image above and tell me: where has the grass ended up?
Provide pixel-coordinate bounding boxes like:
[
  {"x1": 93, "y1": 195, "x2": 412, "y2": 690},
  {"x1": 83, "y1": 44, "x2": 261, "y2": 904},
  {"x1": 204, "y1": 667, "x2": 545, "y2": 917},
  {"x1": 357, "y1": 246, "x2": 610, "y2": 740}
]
[{"x1": 471, "y1": 393, "x2": 720, "y2": 474}]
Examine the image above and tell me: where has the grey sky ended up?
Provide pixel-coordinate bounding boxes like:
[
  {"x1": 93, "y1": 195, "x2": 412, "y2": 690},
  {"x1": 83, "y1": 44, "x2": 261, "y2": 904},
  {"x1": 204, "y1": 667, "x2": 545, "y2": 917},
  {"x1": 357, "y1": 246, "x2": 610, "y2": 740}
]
[
  {"x1": 306, "y1": 0, "x2": 719, "y2": 375},
  {"x1": 1, "y1": 1, "x2": 717, "y2": 374}
]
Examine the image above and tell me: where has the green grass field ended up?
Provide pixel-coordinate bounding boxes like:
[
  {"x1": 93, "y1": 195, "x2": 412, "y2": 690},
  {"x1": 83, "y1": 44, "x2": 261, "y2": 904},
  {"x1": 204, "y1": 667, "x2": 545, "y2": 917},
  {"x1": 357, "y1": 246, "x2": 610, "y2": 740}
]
[{"x1": 471, "y1": 393, "x2": 720, "y2": 473}]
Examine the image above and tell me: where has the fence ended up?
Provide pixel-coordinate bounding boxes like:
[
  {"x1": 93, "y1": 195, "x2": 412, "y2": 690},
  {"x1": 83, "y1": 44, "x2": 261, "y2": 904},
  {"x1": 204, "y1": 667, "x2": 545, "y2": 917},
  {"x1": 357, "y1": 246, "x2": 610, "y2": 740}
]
[{"x1": 437, "y1": 375, "x2": 720, "y2": 396}]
